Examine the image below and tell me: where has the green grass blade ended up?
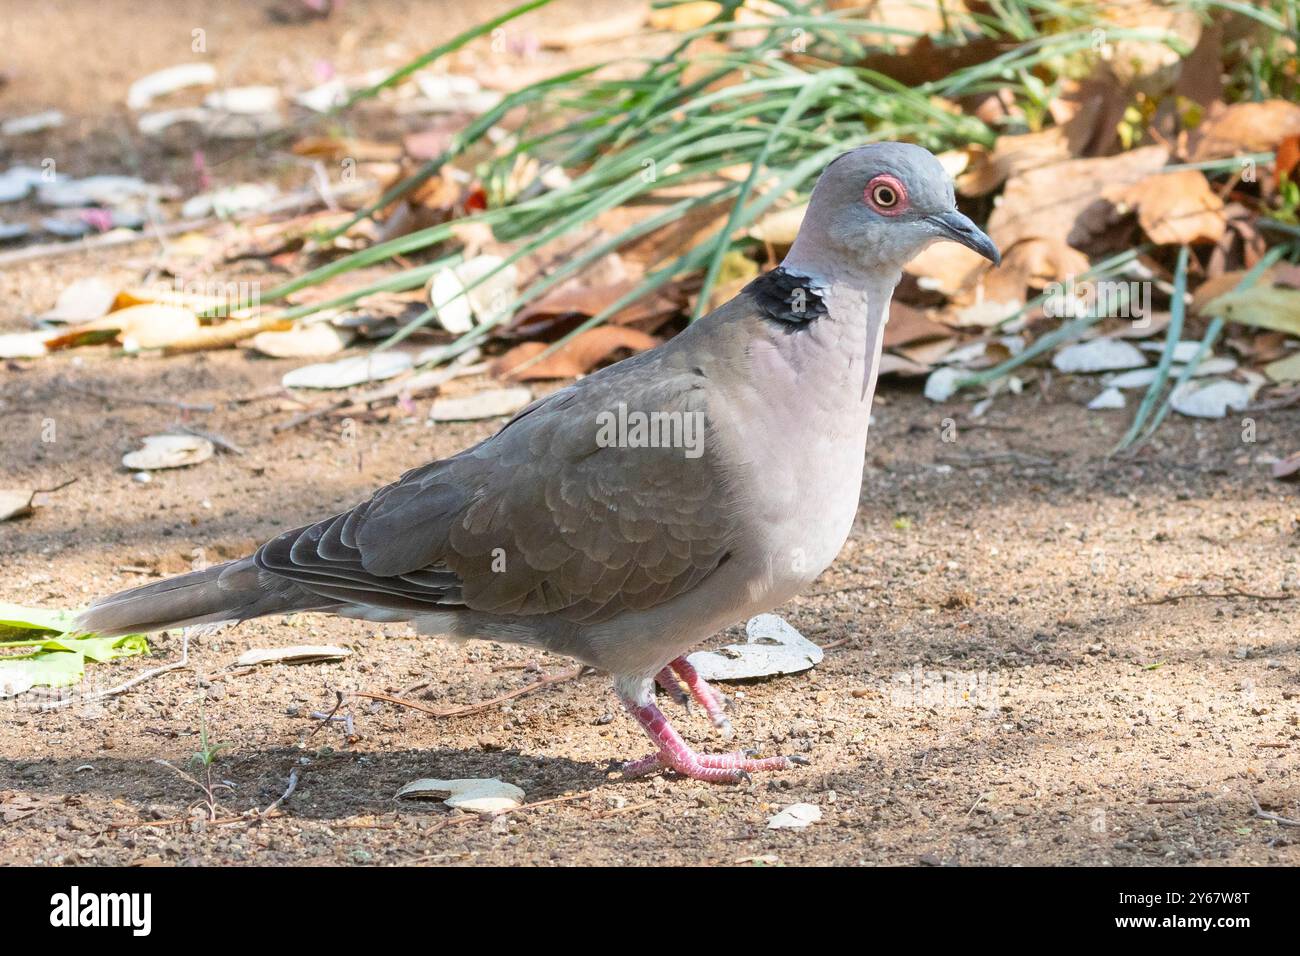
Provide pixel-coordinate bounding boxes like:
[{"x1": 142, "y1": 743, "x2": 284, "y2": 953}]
[{"x1": 1114, "y1": 245, "x2": 1188, "y2": 453}]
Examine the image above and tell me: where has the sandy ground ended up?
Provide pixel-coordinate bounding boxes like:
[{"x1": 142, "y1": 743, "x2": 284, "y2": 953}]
[
  {"x1": 1, "y1": 259, "x2": 1298, "y2": 865},
  {"x1": 1, "y1": 0, "x2": 1298, "y2": 868}
]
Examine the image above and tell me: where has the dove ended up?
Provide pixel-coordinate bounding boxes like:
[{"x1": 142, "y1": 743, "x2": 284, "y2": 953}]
[{"x1": 79, "y1": 143, "x2": 999, "y2": 783}]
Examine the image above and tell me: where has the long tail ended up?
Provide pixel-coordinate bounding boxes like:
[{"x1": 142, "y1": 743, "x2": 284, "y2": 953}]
[{"x1": 76, "y1": 557, "x2": 328, "y2": 637}]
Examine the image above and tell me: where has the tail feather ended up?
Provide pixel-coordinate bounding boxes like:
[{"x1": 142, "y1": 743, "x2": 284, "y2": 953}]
[{"x1": 76, "y1": 558, "x2": 326, "y2": 637}]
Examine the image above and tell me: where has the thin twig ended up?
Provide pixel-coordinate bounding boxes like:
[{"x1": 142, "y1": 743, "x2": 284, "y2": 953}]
[
  {"x1": 300, "y1": 690, "x2": 346, "y2": 745},
  {"x1": 65, "y1": 381, "x2": 215, "y2": 414},
  {"x1": 175, "y1": 425, "x2": 245, "y2": 455},
  {"x1": 491, "y1": 789, "x2": 595, "y2": 818},
  {"x1": 38, "y1": 628, "x2": 192, "y2": 711},
  {"x1": 262, "y1": 768, "x2": 299, "y2": 818},
  {"x1": 353, "y1": 666, "x2": 587, "y2": 718},
  {"x1": 1250, "y1": 794, "x2": 1300, "y2": 828},
  {"x1": 936, "y1": 451, "x2": 1055, "y2": 468},
  {"x1": 1138, "y1": 588, "x2": 1295, "y2": 606}
]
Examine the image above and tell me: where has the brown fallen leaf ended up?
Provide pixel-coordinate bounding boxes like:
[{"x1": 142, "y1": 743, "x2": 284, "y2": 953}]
[
  {"x1": 987, "y1": 145, "x2": 1170, "y2": 252},
  {"x1": 944, "y1": 238, "x2": 1091, "y2": 324},
  {"x1": 1101, "y1": 0, "x2": 1201, "y2": 93},
  {"x1": 112, "y1": 286, "x2": 261, "y2": 319},
  {"x1": 1173, "y1": 21, "x2": 1224, "y2": 108},
  {"x1": 1187, "y1": 100, "x2": 1300, "y2": 162},
  {"x1": 163, "y1": 315, "x2": 293, "y2": 354},
  {"x1": 904, "y1": 240, "x2": 990, "y2": 298},
  {"x1": 44, "y1": 304, "x2": 201, "y2": 351},
  {"x1": 648, "y1": 1, "x2": 720, "y2": 31},
  {"x1": 878, "y1": 353, "x2": 933, "y2": 377},
  {"x1": 514, "y1": 279, "x2": 682, "y2": 335},
  {"x1": 829, "y1": 0, "x2": 975, "y2": 53},
  {"x1": 494, "y1": 327, "x2": 660, "y2": 381},
  {"x1": 883, "y1": 302, "x2": 951, "y2": 348},
  {"x1": 537, "y1": 4, "x2": 648, "y2": 48},
  {"x1": 1275, "y1": 135, "x2": 1300, "y2": 190},
  {"x1": 1106, "y1": 168, "x2": 1227, "y2": 246},
  {"x1": 958, "y1": 82, "x2": 1116, "y2": 196},
  {"x1": 894, "y1": 336, "x2": 957, "y2": 367},
  {"x1": 292, "y1": 135, "x2": 403, "y2": 162}
]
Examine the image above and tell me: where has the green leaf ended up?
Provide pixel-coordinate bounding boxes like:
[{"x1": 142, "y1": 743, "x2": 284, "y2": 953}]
[
  {"x1": 0, "y1": 601, "x2": 81, "y2": 636},
  {"x1": 0, "y1": 603, "x2": 150, "y2": 697}
]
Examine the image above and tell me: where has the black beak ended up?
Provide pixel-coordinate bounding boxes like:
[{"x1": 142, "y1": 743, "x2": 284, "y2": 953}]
[{"x1": 929, "y1": 210, "x2": 1001, "y2": 266}]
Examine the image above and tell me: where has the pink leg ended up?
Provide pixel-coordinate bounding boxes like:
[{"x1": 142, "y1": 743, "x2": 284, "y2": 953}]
[
  {"x1": 668, "y1": 656, "x2": 732, "y2": 735},
  {"x1": 655, "y1": 666, "x2": 691, "y2": 710},
  {"x1": 618, "y1": 691, "x2": 805, "y2": 784}
]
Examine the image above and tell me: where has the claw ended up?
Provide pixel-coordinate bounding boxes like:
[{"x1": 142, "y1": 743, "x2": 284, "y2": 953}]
[
  {"x1": 655, "y1": 667, "x2": 691, "y2": 711},
  {"x1": 618, "y1": 690, "x2": 808, "y2": 785}
]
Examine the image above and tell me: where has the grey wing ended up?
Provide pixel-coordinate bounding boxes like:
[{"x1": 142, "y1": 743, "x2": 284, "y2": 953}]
[{"x1": 255, "y1": 360, "x2": 737, "y2": 624}]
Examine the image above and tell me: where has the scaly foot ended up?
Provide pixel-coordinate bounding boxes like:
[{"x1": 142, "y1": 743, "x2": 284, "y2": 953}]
[{"x1": 618, "y1": 691, "x2": 805, "y2": 784}]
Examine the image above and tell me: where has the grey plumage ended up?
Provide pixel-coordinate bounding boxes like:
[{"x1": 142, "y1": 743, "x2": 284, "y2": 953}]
[{"x1": 78, "y1": 143, "x2": 999, "y2": 781}]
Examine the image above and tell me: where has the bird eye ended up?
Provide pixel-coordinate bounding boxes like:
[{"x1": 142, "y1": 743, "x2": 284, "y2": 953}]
[{"x1": 872, "y1": 183, "x2": 898, "y2": 207}]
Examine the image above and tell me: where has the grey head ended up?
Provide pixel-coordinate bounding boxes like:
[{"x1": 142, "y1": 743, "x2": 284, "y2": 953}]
[{"x1": 786, "y1": 142, "x2": 1000, "y2": 276}]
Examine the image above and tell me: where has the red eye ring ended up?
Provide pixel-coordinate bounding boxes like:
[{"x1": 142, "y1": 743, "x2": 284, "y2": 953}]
[{"x1": 865, "y1": 174, "x2": 907, "y2": 216}]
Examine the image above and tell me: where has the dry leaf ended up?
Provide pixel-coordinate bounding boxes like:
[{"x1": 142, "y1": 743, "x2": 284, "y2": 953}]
[
  {"x1": 955, "y1": 90, "x2": 1115, "y2": 196},
  {"x1": 41, "y1": 278, "x2": 118, "y2": 323},
  {"x1": 1053, "y1": 338, "x2": 1147, "y2": 373},
  {"x1": 883, "y1": 302, "x2": 950, "y2": 348},
  {"x1": 749, "y1": 203, "x2": 806, "y2": 245},
  {"x1": 235, "y1": 645, "x2": 351, "y2": 667},
  {"x1": 987, "y1": 146, "x2": 1169, "y2": 251},
  {"x1": 832, "y1": 0, "x2": 974, "y2": 53},
  {"x1": 904, "y1": 241, "x2": 990, "y2": 298},
  {"x1": 514, "y1": 278, "x2": 680, "y2": 335},
  {"x1": 429, "y1": 387, "x2": 532, "y2": 422},
  {"x1": 687, "y1": 614, "x2": 822, "y2": 681},
  {"x1": 767, "y1": 802, "x2": 821, "y2": 829},
  {"x1": 112, "y1": 285, "x2": 254, "y2": 318},
  {"x1": 1188, "y1": 100, "x2": 1300, "y2": 162},
  {"x1": 878, "y1": 353, "x2": 934, "y2": 377},
  {"x1": 291, "y1": 135, "x2": 402, "y2": 162},
  {"x1": 0, "y1": 331, "x2": 56, "y2": 358},
  {"x1": 648, "y1": 1, "x2": 721, "y2": 31},
  {"x1": 894, "y1": 336, "x2": 957, "y2": 367},
  {"x1": 1106, "y1": 169, "x2": 1226, "y2": 245},
  {"x1": 1170, "y1": 379, "x2": 1253, "y2": 418},
  {"x1": 494, "y1": 327, "x2": 659, "y2": 381},
  {"x1": 1264, "y1": 352, "x2": 1300, "y2": 385},
  {"x1": 282, "y1": 353, "x2": 413, "y2": 389},
  {"x1": 247, "y1": 323, "x2": 353, "y2": 358},
  {"x1": 1101, "y1": 1, "x2": 1201, "y2": 92},
  {"x1": 45, "y1": 304, "x2": 201, "y2": 351},
  {"x1": 0, "y1": 489, "x2": 37, "y2": 522},
  {"x1": 1203, "y1": 285, "x2": 1300, "y2": 337},
  {"x1": 122, "y1": 435, "x2": 214, "y2": 471},
  {"x1": 395, "y1": 778, "x2": 524, "y2": 814}
]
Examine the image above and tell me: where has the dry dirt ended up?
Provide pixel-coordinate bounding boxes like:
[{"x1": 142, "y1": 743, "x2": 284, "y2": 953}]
[
  {"x1": 1, "y1": 0, "x2": 1299, "y2": 868},
  {"x1": 2, "y1": 293, "x2": 1298, "y2": 865}
]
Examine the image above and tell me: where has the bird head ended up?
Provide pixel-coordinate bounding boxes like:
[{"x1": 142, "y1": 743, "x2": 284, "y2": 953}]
[{"x1": 788, "y1": 142, "x2": 1000, "y2": 277}]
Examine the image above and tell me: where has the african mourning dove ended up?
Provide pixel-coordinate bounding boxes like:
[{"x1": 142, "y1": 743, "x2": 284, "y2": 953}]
[{"x1": 80, "y1": 143, "x2": 999, "y2": 783}]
